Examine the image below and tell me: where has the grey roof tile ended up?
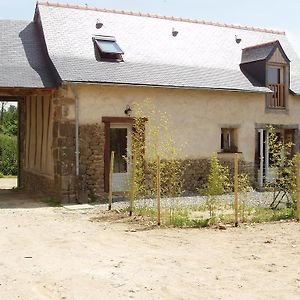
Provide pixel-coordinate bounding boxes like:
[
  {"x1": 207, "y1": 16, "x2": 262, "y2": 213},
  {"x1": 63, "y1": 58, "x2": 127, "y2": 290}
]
[
  {"x1": 37, "y1": 3, "x2": 300, "y2": 94},
  {"x1": 0, "y1": 20, "x2": 57, "y2": 88},
  {"x1": 241, "y1": 41, "x2": 277, "y2": 64}
]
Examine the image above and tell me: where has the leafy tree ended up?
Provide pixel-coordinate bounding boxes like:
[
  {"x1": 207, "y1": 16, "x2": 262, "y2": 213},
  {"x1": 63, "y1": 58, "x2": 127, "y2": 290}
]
[
  {"x1": 0, "y1": 104, "x2": 17, "y2": 136},
  {"x1": 0, "y1": 102, "x2": 18, "y2": 175}
]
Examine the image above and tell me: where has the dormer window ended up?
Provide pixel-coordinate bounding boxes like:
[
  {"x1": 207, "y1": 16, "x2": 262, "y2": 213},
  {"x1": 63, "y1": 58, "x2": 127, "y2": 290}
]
[
  {"x1": 94, "y1": 36, "x2": 124, "y2": 61},
  {"x1": 240, "y1": 40, "x2": 290, "y2": 111},
  {"x1": 266, "y1": 65, "x2": 286, "y2": 108}
]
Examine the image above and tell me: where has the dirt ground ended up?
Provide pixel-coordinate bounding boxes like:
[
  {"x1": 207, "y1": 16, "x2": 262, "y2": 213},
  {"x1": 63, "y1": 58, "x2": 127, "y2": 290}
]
[
  {"x1": 0, "y1": 190, "x2": 300, "y2": 300},
  {"x1": 0, "y1": 177, "x2": 17, "y2": 189}
]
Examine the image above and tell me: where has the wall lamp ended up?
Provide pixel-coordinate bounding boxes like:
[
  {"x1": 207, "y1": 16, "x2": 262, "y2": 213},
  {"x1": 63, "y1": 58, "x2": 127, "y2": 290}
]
[{"x1": 124, "y1": 105, "x2": 132, "y2": 116}]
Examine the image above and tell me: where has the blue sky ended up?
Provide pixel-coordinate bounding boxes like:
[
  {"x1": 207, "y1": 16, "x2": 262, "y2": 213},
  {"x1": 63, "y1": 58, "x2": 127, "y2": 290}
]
[{"x1": 1, "y1": 0, "x2": 300, "y2": 55}]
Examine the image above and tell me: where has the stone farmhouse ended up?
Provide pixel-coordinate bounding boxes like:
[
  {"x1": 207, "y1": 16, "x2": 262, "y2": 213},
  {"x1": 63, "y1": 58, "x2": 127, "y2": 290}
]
[{"x1": 0, "y1": 1, "x2": 300, "y2": 201}]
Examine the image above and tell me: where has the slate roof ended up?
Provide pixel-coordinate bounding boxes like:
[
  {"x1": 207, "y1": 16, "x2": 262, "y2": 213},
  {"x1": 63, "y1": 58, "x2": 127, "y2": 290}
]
[
  {"x1": 1, "y1": 2, "x2": 300, "y2": 94},
  {"x1": 35, "y1": 2, "x2": 300, "y2": 95},
  {"x1": 241, "y1": 40, "x2": 290, "y2": 64},
  {"x1": 0, "y1": 20, "x2": 57, "y2": 88}
]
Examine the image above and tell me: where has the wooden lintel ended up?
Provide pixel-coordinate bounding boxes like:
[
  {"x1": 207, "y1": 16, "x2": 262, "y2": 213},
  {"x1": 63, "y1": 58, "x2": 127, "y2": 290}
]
[
  {"x1": 102, "y1": 116, "x2": 134, "y2": 124},
  {"x1": 0, "y1": 88, "x2": 56, "y2": 97}
]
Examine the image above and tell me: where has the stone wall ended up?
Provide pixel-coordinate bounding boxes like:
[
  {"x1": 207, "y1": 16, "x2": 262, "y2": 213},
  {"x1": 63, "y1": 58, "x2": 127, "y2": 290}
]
[
  {"x1": 182, "y1": 158, "x2": 255, "y2": 194},
  {"x1": 22, "y1": 170, "x2": 57, "y2": 197},
  {"x1": 79, "y1": 123, "x2": 105, "y2": 201},
  {"x1": 53, "y1": 120, "x2": 77, "y2": 202},
  {"x1": 18, "y1": 89, "x2": 80, "y2": 202}
]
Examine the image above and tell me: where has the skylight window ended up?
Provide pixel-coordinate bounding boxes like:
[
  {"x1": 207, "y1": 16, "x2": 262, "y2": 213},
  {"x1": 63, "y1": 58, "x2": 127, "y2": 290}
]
[
  {"x1": 93, "y1": 36, "x2": 124, "y2": 61},
  {"x1": 95, "y1": 39, "x2": 123, "y2": 54}
]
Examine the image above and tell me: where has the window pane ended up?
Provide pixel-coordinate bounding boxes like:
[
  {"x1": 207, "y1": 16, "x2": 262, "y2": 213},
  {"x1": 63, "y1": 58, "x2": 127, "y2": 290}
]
[
  {"x1": 96, "y1": 40, "x2": 123, "y2": 54},
  {"x1": 221, "y1": 128, "x2": 237, "y2": 152},
  {"x1": 110, "y1": 128, "x2": 127, "y2": 173},
  {"x1": 267, "y1": 67, "x2": 280, "y2": 84}
]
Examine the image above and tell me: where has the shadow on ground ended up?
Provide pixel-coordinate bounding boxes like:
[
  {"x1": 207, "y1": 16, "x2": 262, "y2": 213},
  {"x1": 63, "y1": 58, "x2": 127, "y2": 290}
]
[{"x1": 0, "y1": 189, "x2": 48, "y2": 209}]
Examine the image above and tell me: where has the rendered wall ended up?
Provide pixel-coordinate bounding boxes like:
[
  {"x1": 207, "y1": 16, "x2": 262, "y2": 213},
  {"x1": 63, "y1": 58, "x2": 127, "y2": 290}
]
[
  {"x1": 53, "y1": 84, "x2": 300, "y2": 197},
  {"x1": 68, "y1": 84, "x2": 300, "y2": 163}
]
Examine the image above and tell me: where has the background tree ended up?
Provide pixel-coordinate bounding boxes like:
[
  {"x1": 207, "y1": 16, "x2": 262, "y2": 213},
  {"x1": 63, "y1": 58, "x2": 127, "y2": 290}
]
[{"x1": 0, "y1": 102, "x2": 18, "y2": 176}]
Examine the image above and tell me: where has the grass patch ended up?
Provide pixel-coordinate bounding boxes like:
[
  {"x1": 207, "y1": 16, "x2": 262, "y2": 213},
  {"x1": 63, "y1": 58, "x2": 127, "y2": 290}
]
[
  {"x1": 133, "y1": 206, "x2": 210, "y2": 228},
  {"x1": 130, "y1": 202, "x2": 296, "y2": 228},
  {"x1": 250, "y1": 207, "x2": 295, "y2": 223},
  {"x1": 42, "y1": 197, "x2": 61, "y2": 207}
]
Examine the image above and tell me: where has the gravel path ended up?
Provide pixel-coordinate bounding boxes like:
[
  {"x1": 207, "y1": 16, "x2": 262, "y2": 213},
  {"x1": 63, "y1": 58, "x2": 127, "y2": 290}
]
[{"x1": 96, "y1": 191, "x2": 278, "y2": 211}]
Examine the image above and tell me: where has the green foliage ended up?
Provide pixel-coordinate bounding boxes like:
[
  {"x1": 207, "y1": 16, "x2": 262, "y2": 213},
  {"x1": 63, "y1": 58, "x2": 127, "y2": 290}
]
[
  {"x1": 0, "y1": 105, "x2": 18, "y2": 136},
  {"x1": 0, "y1": 134, "x2": 17, "y2": 175},
  {"x1": 0, "y1": 103, "x2": 18, "y2": 176},
  {"x1": 0, "y1": 172, "x2": 4, "y2": 178},
  {"x1": 200, "y1": 155, "x2": 231, "y2": 218},
  {"x1": 134, "y1": 206, "x2": 210, "y2": 228},
  {"x1": 202, "y1": 155, "x2": 231, "y2": 196},
  {"x1": 250, "y1": 207, "x2": 294, "y2": 223},
  {"x1": 266, "y1": 125, "x2": 297, "y2": 207},
  {"x1": 128, "y1": 100, "x2": 186, "y2": 203},
  {"x1": 238, "y1": 173, "x2": 252, "y2": 222}
]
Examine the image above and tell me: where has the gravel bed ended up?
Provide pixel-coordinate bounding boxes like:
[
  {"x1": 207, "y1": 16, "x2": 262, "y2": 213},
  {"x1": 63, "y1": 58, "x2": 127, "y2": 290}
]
[{"x1": 95, "y1": 191, "x2": 279, "y2": 211}]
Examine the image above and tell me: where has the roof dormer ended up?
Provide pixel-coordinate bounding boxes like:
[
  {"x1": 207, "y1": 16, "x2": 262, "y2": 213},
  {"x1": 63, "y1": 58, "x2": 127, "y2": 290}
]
[{"x1": 240, "y1": 40, "x2": 290, "y2": 110}]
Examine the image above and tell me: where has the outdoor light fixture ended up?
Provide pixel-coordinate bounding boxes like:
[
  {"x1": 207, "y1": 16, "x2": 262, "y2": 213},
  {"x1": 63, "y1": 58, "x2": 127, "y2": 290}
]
[
  {"x1": 172, "y1": 28, "x2": 178, "y2": 37},
  {"x1": 96, "y1": 19, "x2": 103, "y2": 29},
  {"x1": 235, "y1": 35, "x2": 242, "y2": 44},
  {"x1": 124, "y1": 105, "x2": 132, "y2": 116}
]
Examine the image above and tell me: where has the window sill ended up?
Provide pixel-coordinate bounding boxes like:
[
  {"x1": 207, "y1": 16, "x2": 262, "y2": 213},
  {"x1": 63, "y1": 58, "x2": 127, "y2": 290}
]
[
  {"x1": 265, "y1": 107, "x2": 289, "y2": 114},
  {"x1": 218, "y1": 151, "x2": 242, "y2": 154}
]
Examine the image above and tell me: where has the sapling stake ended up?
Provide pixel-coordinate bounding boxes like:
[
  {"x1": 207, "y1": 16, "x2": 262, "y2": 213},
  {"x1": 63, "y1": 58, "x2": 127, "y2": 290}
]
[
  {"x1": 234, "y1": 153, "x2": 239, "y2": 227},
  {"x1": 108, "y1": 151, "x2": 114, "y2": 211},
  {"x1": 157, "y1": 155, "x2": 161, "y2": 226}
]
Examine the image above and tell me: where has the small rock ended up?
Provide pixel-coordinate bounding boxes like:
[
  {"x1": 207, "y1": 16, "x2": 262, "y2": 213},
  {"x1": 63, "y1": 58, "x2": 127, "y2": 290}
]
[{"x1": 218, "y1": 224, "x2": 226, "y2": 230}]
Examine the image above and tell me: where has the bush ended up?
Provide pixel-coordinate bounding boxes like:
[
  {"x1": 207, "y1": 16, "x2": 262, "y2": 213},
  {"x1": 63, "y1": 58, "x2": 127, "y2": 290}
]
[
  {"x1": 0, "y1": 134, "x2": 17, "y2": 175},
  {"x1": 202, "y1": 154, "x2": 231, "y2": 196}
]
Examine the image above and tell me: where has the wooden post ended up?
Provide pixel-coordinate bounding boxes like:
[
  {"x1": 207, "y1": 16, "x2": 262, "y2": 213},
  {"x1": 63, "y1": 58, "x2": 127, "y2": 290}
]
[
  {"x1": 234, "y1": 153, "x2": 239, "y2": 227},
  {"x1": 108, "y1": 151, "x2": 114, "y2": 210},
  {"x1": 296, "y1": 154, "x2": 300, "y2": 221},
  {"x1": 157, "y1": 155, "x2": 161, "y2": 226},
  {"x1": 129, "y1": 154, "x2": 136, "y2": 217}
]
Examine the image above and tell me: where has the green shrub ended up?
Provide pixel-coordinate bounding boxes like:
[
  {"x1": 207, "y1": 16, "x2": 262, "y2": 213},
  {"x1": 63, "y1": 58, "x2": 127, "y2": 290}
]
[
  {"x1": 202, "y1": 154, "x2": 231, "y2": 196},
  {"x1": 0, "y1": 134, "x2": 17, "y2": 175},
  {"x1": 0, "y1": 172, "x2": 4, "y2": 178}
]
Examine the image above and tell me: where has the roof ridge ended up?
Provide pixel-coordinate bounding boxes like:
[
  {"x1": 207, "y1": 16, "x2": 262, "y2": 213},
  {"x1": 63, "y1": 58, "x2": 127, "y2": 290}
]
[
  {"x1": 243, "y1": 40, "x2": 279, "y2": 50},
  {"x1": 37, "y1": 1, "x2": 286, "y2": 35}
]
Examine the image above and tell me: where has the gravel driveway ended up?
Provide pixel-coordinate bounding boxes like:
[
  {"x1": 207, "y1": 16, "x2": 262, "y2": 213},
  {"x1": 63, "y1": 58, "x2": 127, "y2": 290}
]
[
  {"x1": 0, "y1": 177, "x2": 17, "y2": 189},
  {"x1": 0, "y1": 196, "x2": 299, "y2": 300}
]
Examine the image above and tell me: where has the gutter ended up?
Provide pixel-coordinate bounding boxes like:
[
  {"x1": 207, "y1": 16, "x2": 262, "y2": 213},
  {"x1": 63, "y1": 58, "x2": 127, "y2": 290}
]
[
  {"x1": 70, "y1": 84, "x2": 80, "y2": 201},
  {"x1": 64, "y1": 80, "x2": 272, "y2": 94}
]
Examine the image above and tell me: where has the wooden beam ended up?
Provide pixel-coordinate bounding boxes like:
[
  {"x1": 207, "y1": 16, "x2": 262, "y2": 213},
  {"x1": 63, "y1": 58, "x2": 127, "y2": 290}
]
[
  {"x1": 102, "y1": 116, "x2": 134, "y2": 124},
  {"x1": 0, "y1": 88, "x2": 56, "y2": 97}
]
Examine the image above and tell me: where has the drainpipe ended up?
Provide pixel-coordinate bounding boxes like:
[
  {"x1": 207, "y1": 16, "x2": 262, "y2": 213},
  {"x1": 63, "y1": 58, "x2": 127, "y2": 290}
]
[
  {"x1": 70, "y1": 85, "x2": 80, "y2": 202},
  {"x1": 259, "y1": 129, "x2": 264, "y2": 187}
]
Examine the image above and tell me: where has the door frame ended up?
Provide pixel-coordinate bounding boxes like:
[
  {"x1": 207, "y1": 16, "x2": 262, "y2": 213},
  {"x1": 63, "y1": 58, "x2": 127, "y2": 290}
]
[
  {"x1": 255, "y1": 124, "x2": 299, "y2": 187},
  {"x1": 110, "y1": 123, "x2": 132, "y2": 192},
  {"x1": 102, "y1": 117, "x2": 134, "y2": 192}
]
